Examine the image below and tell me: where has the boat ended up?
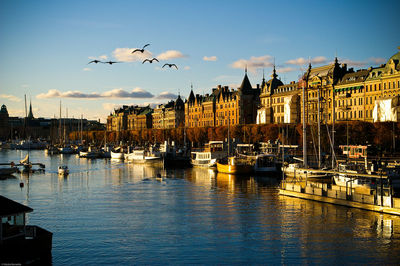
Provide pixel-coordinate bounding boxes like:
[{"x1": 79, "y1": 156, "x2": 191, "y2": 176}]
[
  {"x1": 59, "y1": 146, "x2": 74, "y2": 154},
  {"x1": 58, "y1": 165, "x2": 69, "y2": 176},
  {"x1": 44, "y1": 145, "x2": 59, "y2": 155},
  {"x1": 125, "y1": 147, "x2": 162, "y2": 164},
  {"x1": 0, "y1": 195, "x2": 52, "y2": 264},
  {"x1": 79, "y1": 146, "x2": 100, "y2": 158},
  {"x1": 216, "y1": 156, "x2": 254, "y2": 175},
  {"x1": 0, "y1": 163, "x2": 18, "y2": 178},
  {"x1": 191, "y1": 141, "x2": 227, "y2": 167},
  {"x1": 283, "y1": 163, "x2": 329, "y2": 180},
  {"x1": 161, "y1": 141, "x2": 191, "y2": 167},
  {"x1": 253, "y1": 154, "x2": 279, "y2": 174},
  {"x1": 333, "y1": 163, "x2": 376, "y2": 189},
  {"x1": 111, "y1": 147, "x2": 124, "y2": 159}
]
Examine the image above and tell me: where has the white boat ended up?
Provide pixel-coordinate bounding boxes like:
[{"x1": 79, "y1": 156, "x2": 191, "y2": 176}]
[
  {"x1": 79, "y1": 147, "x2": 99, "y2": 158},
  {"x1": 58, "y1": 165, "x2": 69, "y2": 176},
  {"x1": 334, "y1": 163, "x2": 376, "y2": 189},
  {"x1": 191, "y1": 141, "x2": 227, "y2": 167},
  {"x1": 283, "y1": 163, "x2": 329, "y2": 180},
  {"x1": 125, "y1": 148, "x2": 162, "y2": 164}
]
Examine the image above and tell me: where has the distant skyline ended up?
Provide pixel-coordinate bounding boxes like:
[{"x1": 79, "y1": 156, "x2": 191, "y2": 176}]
[{"x1": 1, "y1": 0, "x2": 399, "y2": 122}]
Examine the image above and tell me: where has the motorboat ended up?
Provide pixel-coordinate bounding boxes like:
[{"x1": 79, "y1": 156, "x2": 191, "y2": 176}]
[
  {"x1": 125, "y1": 147, "x2": 162, "y2": 164},
  {"x1": 253, "y1": 154, "x2": 279, "y2": 174},
  {"x1": 216, "y1": 156, "x2": 253, "y2": 175},
  {"x1": 111, "y1": 147, "x2": 124, "y2": 159},
  {"x1": 283, "y1": 163, "x2": 329, "y2": 180},
  {"x1": 191, "y1": 141, "x2": 226, "y2": 167},
  {"x1": 58, "y1": 165, "x2": 69, "y2": 176}
]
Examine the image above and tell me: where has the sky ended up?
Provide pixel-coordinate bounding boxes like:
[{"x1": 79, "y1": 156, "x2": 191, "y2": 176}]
[{"x1": 0, "y1": 0, "x2": 399, "y2": 122}]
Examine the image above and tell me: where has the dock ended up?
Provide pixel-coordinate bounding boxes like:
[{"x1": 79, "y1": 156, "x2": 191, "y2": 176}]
[{"x1": 280, "y1": 180, "x2": 400, "y2": 216}]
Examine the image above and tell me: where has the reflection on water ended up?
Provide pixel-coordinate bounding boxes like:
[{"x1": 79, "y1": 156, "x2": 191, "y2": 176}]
[{"x1": 1, "y1": 150, "x2": 400, "y2": 264}]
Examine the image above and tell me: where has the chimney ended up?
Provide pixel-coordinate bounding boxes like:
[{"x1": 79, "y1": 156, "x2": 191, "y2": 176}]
[{"x1": 257, "y1": 84, "x2": 260, "y2": 89}]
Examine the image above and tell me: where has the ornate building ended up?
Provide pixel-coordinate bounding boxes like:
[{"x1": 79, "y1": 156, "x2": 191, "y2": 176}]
[
  {"x1": 107, "y1": 105, "x2": 153, "y2": 131},
  {"x1": 152, "y1": 96, "x2": 185, "y2": 129},
  {"x1": 334, "y1": 47, "x2": 400, "y2": 122},
  {"x1": 185, "y1": 71, "x2": 260, "y2": 128}
]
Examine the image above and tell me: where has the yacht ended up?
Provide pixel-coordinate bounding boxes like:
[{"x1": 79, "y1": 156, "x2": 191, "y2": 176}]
[
  {"x1": 125, "y1": 147, "x2": 162, "y2": 164},
  {"x1": 191, "y1": 141, "x2": 226, "y2": 167}
]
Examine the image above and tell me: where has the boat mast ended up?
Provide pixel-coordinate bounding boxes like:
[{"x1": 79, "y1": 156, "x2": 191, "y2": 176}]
[
  {"x1": 302, "y1": 80, "x2": 307, "y2": 168},
  {"x1": 317, "y1": 83, "x2": 321, "y2": 169},
  {"x1": 59, "y1": 100, "x2": 62, "y2": 145}
]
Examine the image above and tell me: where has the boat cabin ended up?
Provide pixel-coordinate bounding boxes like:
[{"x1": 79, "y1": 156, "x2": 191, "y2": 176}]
[
  {"x1": 340, "y1": 145, "x2": 368, "y2": 159},
  {"x1": 0, "y1": 195, "x2": 53, "y2": 263},
  {"x1": 0, "y1": 195, "x2": 33, "y2": 243}
]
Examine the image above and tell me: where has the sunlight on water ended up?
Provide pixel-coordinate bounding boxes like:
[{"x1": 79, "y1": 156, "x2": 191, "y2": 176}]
[{"x1": 1, "y1": 150, "x2": 400, "y2": 265}]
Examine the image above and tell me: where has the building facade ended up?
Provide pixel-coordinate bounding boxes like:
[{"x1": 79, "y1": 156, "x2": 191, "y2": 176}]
[
  {"x1": 152, "y1": 96, "x2": 185, "y2": 129},
  {"x1": 185, "y1": 71, "x2": 260, "y2": 128}
]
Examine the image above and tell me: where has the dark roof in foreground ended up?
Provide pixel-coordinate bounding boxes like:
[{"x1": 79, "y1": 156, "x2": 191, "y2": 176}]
[{"x1": 0, "y1": 195, "x2": 33, "y2": 217}]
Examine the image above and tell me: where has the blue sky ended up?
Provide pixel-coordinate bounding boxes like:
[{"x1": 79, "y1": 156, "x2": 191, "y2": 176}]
[{"x1": 0, "y1": 0, "x2": 399, "y2": 122}]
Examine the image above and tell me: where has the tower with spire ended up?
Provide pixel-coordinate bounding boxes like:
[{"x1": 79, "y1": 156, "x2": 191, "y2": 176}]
[{"x1": 27, "y1": 98, "x2": 34, "y2": 120}]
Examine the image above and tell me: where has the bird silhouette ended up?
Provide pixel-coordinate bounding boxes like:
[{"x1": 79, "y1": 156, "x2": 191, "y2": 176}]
[
  {"x1": 131, "y1": 44, "x2": 150, "y2": 54},
  {"x1": 88, "y1": 60, "x2": 102, "y2": 64},
  {"x1": 102, "y1": 61, "x2": 120, "y2": 65},
  {"x1": 162, "y1": 63, "x2": 178, "y2": 69},
  {"x1": 142, "y1": 58, "x2": 159, "y2": 64}
]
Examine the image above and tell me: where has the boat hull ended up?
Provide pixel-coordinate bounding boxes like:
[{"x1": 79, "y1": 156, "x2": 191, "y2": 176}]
[{"x1": 217, "y1": 162, "x2": 253, "y2": 174}]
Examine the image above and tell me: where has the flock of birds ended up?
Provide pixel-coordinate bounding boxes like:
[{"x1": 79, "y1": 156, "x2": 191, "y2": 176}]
[{"x1": 88, "y1": 44, "x2": 178, "y2": 69}]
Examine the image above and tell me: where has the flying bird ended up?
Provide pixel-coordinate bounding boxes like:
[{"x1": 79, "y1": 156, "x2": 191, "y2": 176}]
[
  {"x1": 131, "y1": 44, "x2": 150, "y2": 54},
  {"x1": 142, "y1": 58, "x2": 159, "y2": 64},
  {"x1": 162, "y1": 63, "x2": 178, "y2": 69},
  {"x1": 88, "y1": 60, "x2": 102, "y2": 64},
  {"x1": 102, "y1": 61, "x2": 120, "y2": 65}
]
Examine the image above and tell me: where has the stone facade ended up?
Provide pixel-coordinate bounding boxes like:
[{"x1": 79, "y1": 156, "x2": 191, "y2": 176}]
[{"x1": 185, "y1": 71, "x2": 260, "y2": 128}]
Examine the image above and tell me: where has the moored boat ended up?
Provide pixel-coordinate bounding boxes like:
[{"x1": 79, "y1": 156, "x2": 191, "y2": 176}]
[
  {"x1": 216, "y1": 157, "x2": 254, "y2": 175},
  {"x1": 191, "y1": 141, "x2": 226, "y2": 167}
]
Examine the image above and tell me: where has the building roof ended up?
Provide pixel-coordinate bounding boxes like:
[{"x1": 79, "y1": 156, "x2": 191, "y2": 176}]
[
  {"x1": 337, "y1": 69, "x2": 370, "y2": 86},
  {"x1": 238, "y1": 72, "x2": 253, "y2": 92},
  {"x1": 0, "y1": 104, "x2": 8, "y2": 115},
  {"x1": 0, "y1": 195, "x2": 33, "y2": 217}
]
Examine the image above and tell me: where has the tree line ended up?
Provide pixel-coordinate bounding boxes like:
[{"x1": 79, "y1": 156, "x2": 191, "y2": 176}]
[{"x1": 69, "y1": 121, "x2": 399, "y2": 152}]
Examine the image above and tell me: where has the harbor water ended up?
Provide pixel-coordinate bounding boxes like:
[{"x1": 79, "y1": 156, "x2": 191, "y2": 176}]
[{"x1": 1, "y1": 150, "x2": 400, "y2": 265}]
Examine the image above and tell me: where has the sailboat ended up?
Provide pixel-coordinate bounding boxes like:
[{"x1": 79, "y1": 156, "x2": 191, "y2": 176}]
[{"x1": 282, "y1": 70, "x2": 329, "y2": 180}]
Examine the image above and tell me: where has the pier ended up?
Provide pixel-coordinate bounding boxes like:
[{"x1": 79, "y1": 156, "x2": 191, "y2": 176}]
[{"x1": 280, "y1": 168, "x2": 400, "y2": 216}]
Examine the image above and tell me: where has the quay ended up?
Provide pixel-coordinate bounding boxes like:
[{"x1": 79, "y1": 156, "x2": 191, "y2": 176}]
[{"x1": 280, "y1": 168, "x2": 400, "y2": 216}]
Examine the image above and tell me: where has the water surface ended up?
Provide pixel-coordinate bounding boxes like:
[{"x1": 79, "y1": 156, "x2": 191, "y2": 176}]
[{"x1": 1, "y1": 150, "x2": 400, "y2": 265}]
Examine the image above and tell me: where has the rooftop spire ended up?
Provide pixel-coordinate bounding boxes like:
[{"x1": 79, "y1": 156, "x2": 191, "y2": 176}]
[
  {"x1": 271, "y1": 65, "x2": 277, "y2": 79},
  {"x1": 27, "y1": 96, "x2": 34, "y2": 119}
]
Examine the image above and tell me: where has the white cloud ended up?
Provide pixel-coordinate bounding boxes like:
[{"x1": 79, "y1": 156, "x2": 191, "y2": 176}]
[
  {"x1": 112, "y1": 47, "x2": 152, "y2": 62},
  {"x1": 369, "y1": 57, "x2": 386, "y2": 65},
  {"x1": 102, "y1": 103, "x2": 121, "y2": 111},
  {"x1": 37, "y1": 87, "x2": 154, "y2": 99},
  {"x1": 0, "y1": 94, "x2": 22, "y2": 102},
  {"x1": 231, "y1": 55, "x2": 273, "y2": 73},
  {"x1": 276, "y1": 67, "x2": 296, "y2": 73},
  {"x1": 156, "y1": 91, "x2": 178, "y2": 99},
  {"x1": 203, "y1": 56, "x2": 217, "y2": 61},
  {"x1": 286, "y1": 56, "x2": 327, "y2": 66},
  {"x1": 340, "y1": 58, "x2": 366, "y2": 67},
  {"x1": 157, "y1": 50, "x2": 186, "y2": 60},
  {"x1": 83, "y1": 67, "x2": 92, "y2": 71}
]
